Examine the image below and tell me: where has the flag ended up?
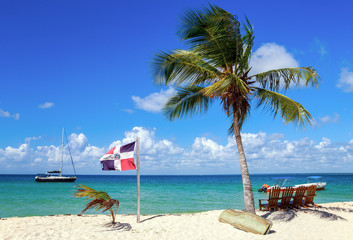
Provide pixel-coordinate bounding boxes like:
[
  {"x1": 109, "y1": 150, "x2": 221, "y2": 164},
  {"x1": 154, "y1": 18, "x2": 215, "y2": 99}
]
[{"x1": 100, "y1": 141, "x2": 136, "y2": 171}]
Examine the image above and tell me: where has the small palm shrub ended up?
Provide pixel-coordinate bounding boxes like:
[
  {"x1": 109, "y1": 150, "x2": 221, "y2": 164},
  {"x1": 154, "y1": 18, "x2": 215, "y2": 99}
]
[{"x1": 74, "y1": 184, "x2": 120, "y2": 224}]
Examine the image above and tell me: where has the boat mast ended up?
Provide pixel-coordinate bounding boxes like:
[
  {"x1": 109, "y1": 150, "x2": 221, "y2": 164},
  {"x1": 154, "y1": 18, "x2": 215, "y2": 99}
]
[{"x1": 60, "y1": 127, "x2": 64, "y2": 177}]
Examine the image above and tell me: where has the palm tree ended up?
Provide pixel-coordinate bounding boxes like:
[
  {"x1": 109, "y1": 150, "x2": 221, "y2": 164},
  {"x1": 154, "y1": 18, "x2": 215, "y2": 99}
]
[
  {"x1": 74, "y1": 184, "x2": 120, "y2": 224},
  {"x1": 152, "y1": 5, "x2": 319, "y2": 214}
]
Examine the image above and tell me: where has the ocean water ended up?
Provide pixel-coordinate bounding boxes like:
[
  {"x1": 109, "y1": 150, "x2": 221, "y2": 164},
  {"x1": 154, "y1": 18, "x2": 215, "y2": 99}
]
[{"x1": 0, "y1": 174, "x2": 352, "y2": 218}]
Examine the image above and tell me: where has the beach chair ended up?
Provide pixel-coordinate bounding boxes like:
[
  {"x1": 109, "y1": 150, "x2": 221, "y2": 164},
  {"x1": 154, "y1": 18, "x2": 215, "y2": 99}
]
[
  {"x1": 303, "y1": 185, "x2": 319, "y2": 208},
  {"x1": 259, "y1": 186, "x2": 281, "y2": 211},
  {"x1": 278, "y1": 187, "x2": 294, "y2": 211},
  {"x1": 290, "y1": 186, "x2": 307, "y2": 209}
]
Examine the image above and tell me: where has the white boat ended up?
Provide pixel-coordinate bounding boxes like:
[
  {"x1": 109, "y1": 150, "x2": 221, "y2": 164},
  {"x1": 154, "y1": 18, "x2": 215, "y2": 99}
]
[
  {"x1": 35, "y1": 128, "x2": 77, "y2": 182},
  {"x1": 294, "y1": 176, "x2": 326, "y2": 190},
  {"x1": 258, "y1": 176, "x2": 326, "y2": 193},
  {"x1": 258, "y1": 177, "x2": 294, "y2": 192}
]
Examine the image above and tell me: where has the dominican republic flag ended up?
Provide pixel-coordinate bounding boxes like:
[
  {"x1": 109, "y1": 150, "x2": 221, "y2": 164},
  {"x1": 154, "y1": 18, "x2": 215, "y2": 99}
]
[{"x1": 100, "y1": 141, "x2": 136, "y2": 171}]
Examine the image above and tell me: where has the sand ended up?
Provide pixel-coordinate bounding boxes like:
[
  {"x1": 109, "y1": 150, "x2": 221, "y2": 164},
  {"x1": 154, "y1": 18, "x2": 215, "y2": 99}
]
[{"x1": 1, "y1": 202, "x2": 353, "y2": 240}]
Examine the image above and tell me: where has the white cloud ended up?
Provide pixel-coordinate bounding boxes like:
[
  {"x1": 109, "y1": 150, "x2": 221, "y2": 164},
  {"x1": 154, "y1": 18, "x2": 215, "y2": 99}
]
[
  {"x1": 318, "y1": 47, "x2": 326, "y2": 56},
  {"x1": 312, "y1": 113, "x2": 340, "y2": 127},
  {"x1": 38, "y1": 102, "x2": 54, "y2": 109},
  {"x1": 0, "y1": 109, "x2": 20, "y2": 120},
  {"x1": 132, "y1": 88, "x2": 176, "y2": 113},
  {"x1": 68, "y1": 133, "x2": 88, "y2": 151},
  {"x1": 319, "y1": 113, "x2": 340, "y2": 124},
  {"x1": 1, "y1": 127, "x2": 353, "y2": 174},
  {"x1": 315, "y1": 39, "x2": 327, "y2": 56},
  {"x1": 123, "y1": 109, "x2": 134, "y2": 114},
  {"x1": 314, "y1": 137, "x2": 331, "y2": 149},
  {"x1": 25, "y1": 136, "x2": 42, "y2": 143},
  {"x1": 0, "y1": 144, "x2": 32, "y2": 162},
  {"x1": 109, "y1": 127, "x2": 184, "y2": 157},
  {"x1": 250, "y1": 43, "x2": 299, "y2": 75},
  {"x1": 337, "y1": 67, "x2": 353, "y2": 92}
]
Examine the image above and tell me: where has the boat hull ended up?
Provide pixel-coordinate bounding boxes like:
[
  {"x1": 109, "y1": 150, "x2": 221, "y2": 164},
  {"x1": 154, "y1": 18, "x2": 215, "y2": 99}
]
[
  {"x1": 294, "y1": 182, "x2": 326, "y2": 191},
  {"x1": 35, "y1": 176, "x2": 76, "y2": 182},
  {"x1": 265, "y1": 183, "x2": 326, "y2": 192}
]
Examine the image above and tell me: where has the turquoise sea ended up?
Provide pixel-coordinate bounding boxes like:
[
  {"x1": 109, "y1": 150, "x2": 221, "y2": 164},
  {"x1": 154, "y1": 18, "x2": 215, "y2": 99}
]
[{"x1": 0, "y1": 174, "x2": 352, "y2": 218}]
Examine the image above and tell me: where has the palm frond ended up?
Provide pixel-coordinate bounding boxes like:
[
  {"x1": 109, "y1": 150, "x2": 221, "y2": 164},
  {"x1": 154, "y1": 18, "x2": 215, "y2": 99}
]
[
  {"x1": 74, "y1": 184, "x2": 110, "y2": 200},
  {"x1": 74, "y1": 184, "x2": 120, "y2": 223},
  {"x1": 253, "y1": 87, "x2": 312, "y2": 127},
  {"x1": 251, "y1": 67, "x2": 320, "y2": 91},
  {"x1": 152, "y1": 50, "x2": 220, "y2": 86},
  {"x1": 202, "y1": 74, "x2": 248, "y2": 97},
  {"x1": 102, "y1": 199, "x2": 120, "y2": 212},
  {"x1": 163, "y1": 86, "x2": 211, "y2": 120},
  {"x1": 237, "y1": 17, "x2": 254, "y2": 75},
  {"x1": 179, "y1": 4, "x2": 232, "y2": 45},
  {"x1": 178, "y1": 4, "x2": 243, "y2": 70},
  {"x1": 81, "y1": 199, "x2": 106, "y2": 213}
]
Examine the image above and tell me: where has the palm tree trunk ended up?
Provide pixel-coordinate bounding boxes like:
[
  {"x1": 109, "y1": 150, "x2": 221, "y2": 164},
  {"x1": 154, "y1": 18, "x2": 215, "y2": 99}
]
[
  {"x1": 233, "y1": 113, "x2": 256, "y2": 214},
  {"x1": 110, "y1": 209, "x2": 116, "y2": 224}
]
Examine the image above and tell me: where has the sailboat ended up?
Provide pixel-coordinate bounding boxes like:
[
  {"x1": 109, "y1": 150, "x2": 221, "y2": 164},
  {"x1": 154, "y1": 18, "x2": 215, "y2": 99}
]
[{"x1": 35, "y1": 128, "x2": 77, "y2": 182}]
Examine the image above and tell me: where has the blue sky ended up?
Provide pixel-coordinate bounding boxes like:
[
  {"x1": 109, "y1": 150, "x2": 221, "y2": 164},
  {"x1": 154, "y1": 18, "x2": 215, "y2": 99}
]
[{"x1": 1, "y1": 0, "x2": 353, "y2": 175}]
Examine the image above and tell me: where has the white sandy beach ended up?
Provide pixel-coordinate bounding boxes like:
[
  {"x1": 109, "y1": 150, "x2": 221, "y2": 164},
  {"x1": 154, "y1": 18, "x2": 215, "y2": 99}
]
[{"x1": 1, "y1": 202, "x2": 353, "y2": 240}]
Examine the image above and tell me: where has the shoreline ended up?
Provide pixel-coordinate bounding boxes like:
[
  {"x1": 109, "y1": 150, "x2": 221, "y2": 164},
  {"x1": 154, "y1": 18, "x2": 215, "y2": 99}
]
[{"x1": 1, "y1": 201, "x2": 353, "y2": 240}]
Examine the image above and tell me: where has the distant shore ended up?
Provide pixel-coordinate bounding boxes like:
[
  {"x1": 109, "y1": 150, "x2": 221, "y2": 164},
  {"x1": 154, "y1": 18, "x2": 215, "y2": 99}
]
[{"x1": 1, "y1": 201, "x2": 353, "y2": 240}]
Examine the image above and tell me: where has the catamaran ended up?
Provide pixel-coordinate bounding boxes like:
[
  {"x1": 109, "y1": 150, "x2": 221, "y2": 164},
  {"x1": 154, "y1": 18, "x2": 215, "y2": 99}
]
[{"x1": 35, "y1": 128, "x2": 77, "y2": 182}]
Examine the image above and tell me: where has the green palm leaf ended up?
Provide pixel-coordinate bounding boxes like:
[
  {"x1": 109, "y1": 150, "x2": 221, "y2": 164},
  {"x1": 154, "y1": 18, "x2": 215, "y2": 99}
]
[
  {"x1": 179, "y1": 4, "x2": 242, "y2": 70},
  {"x1": 202, "y1": 74, "x2": 248, "y2": 97},
  {"x1": 152, "y1": 50, "x2": 220, "y2": 86},
  {"x1": 253, "y1": 87, "x2": 312, "y2": 127},
  {"x1": 74, "y1": 184, "x2": 111, "y2": 200},
  {"x1": 252, "y1": 67, "x2": 320, "y2": 91},
  {"x1": 163, "y1": 86, "x2": 211, "y2": 120},
  {"x1": 237, "y1": 17, "x2": 254, "y2": 75}
]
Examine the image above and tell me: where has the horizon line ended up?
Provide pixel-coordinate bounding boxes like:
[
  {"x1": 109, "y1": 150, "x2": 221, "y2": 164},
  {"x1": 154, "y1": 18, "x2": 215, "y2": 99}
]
[{"x1": 1, "y1": 172, "x2": 352, "y2": 176}]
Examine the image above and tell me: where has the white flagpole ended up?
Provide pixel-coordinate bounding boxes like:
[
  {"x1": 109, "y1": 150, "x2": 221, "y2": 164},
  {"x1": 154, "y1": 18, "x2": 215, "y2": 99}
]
[{"x1": 136, "y1": 137, "x2": 140, "y2": 223}]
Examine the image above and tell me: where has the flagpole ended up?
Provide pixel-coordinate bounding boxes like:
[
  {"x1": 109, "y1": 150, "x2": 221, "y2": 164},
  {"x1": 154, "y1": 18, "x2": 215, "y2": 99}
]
[{"x1": 136, "y1": 137, "x2": 140, "y2": 223}]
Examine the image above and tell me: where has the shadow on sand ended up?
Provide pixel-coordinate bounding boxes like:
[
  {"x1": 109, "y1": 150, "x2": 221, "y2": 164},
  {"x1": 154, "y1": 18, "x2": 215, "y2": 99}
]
[
  {"x1": 103, "y1": 222, "x2": 132, "y2": 231},
  {"x1": 101, "y1": 214, "x2": 166, "y2": 231},
  {"x1": 140, "y1": 214, "x2": 165, "y2": 223},
  {"x1": 259, "y1": 205, "x2": 353, "y2": 222}
]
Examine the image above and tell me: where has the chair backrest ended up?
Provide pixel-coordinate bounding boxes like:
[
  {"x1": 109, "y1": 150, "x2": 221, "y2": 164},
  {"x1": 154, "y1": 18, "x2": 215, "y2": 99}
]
[
  {"x1": 280, "y1": 187, "x2": 294, "y2": 207},
  {"x1": 306, "y1": 185, "x2": 317, "y2": 196},
  {"x1": 304, "y1": 185, "x2": 317, "y2": 205},
  {"x1": 294, "y1": 186, "x2": 307, "y2": 197},
  {"x1": 292, "y1": 186, "x2": 307, "y2": 207},
  {"x1": 268, "y1": 186, "x2": 281, "y2": 207}
]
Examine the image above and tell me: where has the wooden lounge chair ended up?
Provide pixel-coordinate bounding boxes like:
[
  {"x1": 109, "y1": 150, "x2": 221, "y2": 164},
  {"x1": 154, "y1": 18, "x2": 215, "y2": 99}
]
[
  {"x1": 278, "y1": 187, "x2": 294, "y2": 210},
  {"x1": 290, "y1": 186, "x2": 307, "y2": 209},
  {"x1": 259, "y1": 186, "x2": 281, "y2": 211},
  {"x1": 303, "y1": 185, "x2": 319, "y2": 207}
]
